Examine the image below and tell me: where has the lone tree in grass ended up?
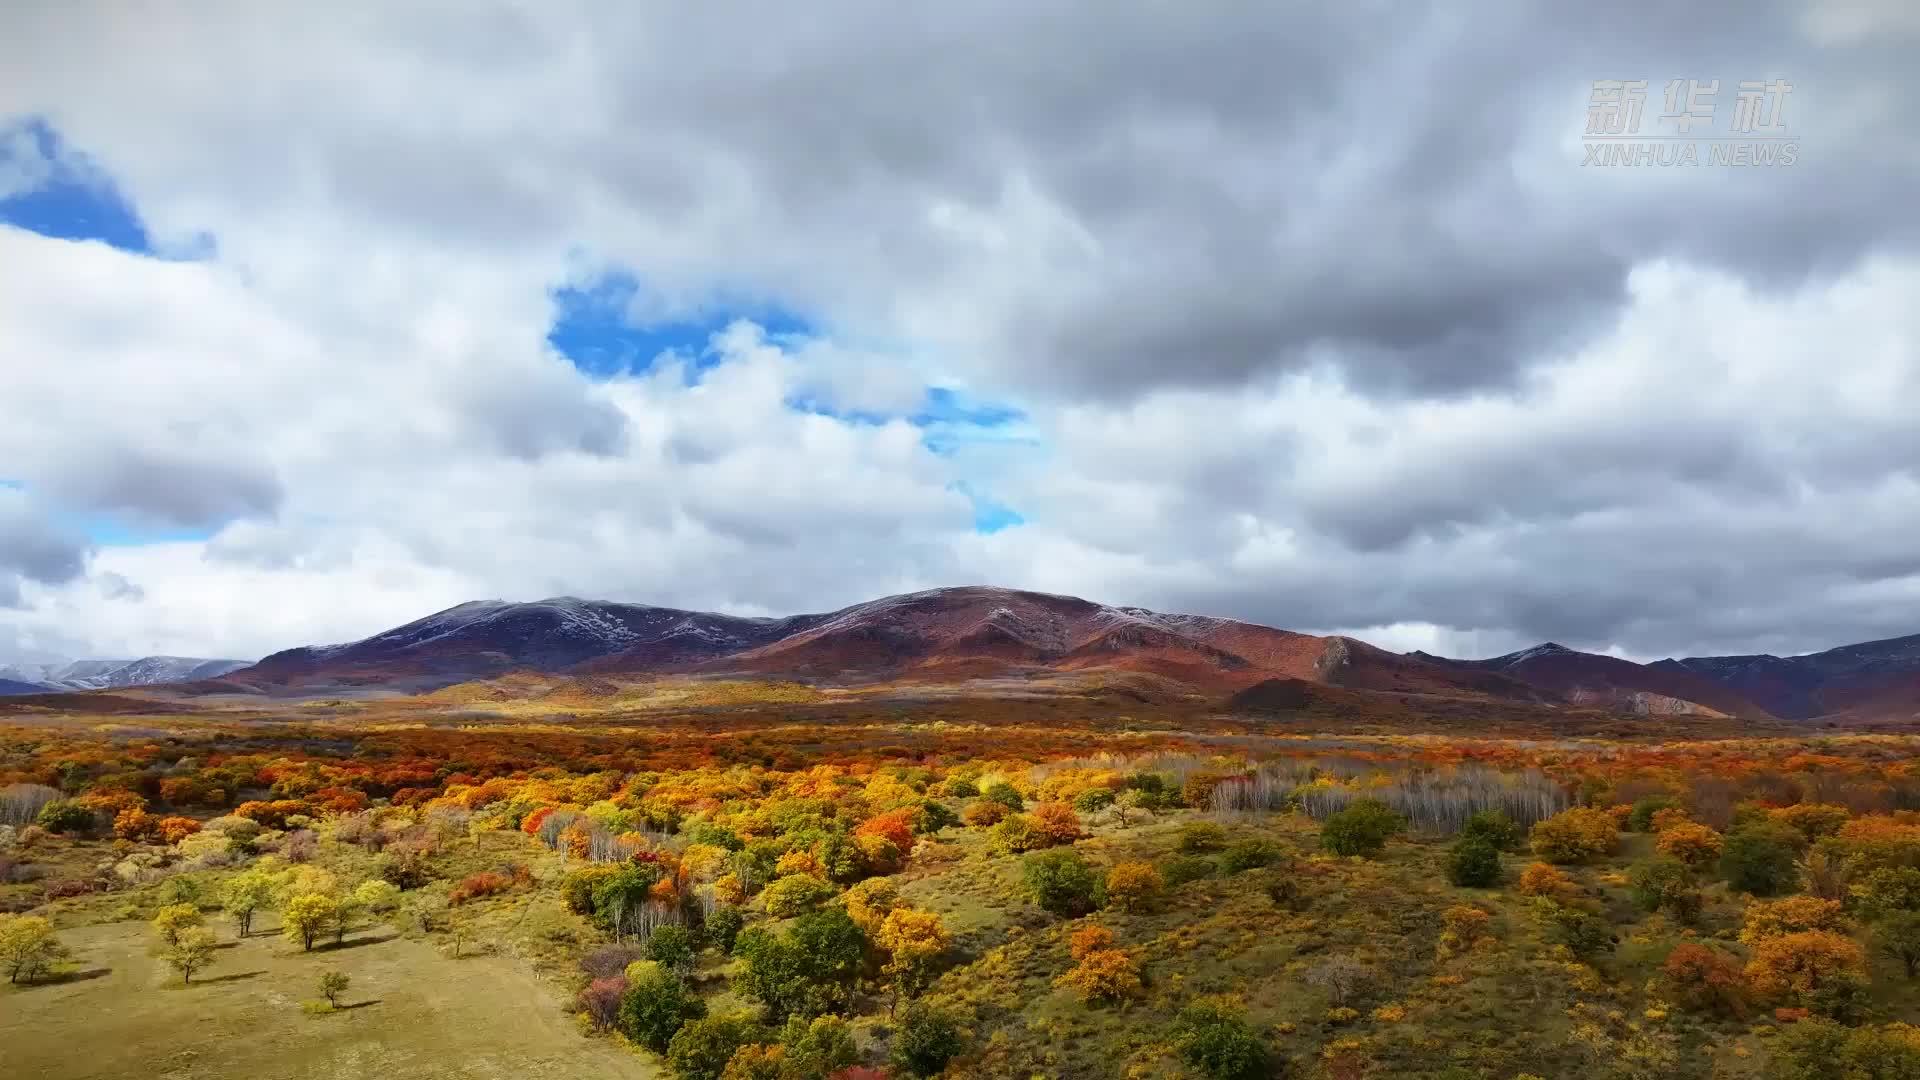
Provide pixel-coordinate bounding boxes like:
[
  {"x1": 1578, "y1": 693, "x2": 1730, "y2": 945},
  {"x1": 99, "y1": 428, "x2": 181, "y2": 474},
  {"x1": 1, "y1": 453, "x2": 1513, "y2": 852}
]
[
  {"x1": 164, "y1": 926, "x2": 219, "y2": 985},
  {"x1": 0, "y1": 914, "x2": 69, "y2": 985},
  {"x1": 220, "y1": 868, "x2": 276, "y2": 937},
  {"x1": 151, "y1": 903, "x2": 204, "y2": 949},
  {"x1": 282, "y1": 893, "x2": 339, "y2": 952},
  {"x1": 318, "y1": 970, "x2": 351, "y2": 1006}
]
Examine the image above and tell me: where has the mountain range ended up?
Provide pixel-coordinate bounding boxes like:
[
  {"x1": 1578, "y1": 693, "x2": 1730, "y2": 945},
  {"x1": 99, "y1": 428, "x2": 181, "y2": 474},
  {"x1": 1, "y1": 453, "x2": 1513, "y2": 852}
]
[
  {"x1": 176, "y1": 586, "x2": 1920, "y2": 725},
  {"x1": 0, "y1": 656, "x2": 252, "y2": 695}
]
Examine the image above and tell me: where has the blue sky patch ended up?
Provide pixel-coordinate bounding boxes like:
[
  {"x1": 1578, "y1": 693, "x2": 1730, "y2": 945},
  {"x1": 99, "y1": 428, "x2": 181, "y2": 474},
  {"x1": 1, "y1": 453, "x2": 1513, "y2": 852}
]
[
  {"x1": 0, "y1": 118, "x2": 152, "y2": 253},
  {"x1": 911, "y1": 387, "x2": 1022, "y2": 429},
  {"x1": 972, "y1": 500, "x2": 1026, "y2": 534},
  {"x1": 789, "y1": 386, "x2": 1030, "y2": 447},
  {"x1": 548, "y1": 269, "x2": 813, "y2": 378},
  {"x1": 65, "y1": 516, "x2": 216, "y2": 547},
  {"x1": 949, "y1": 482, "x2": 1026, "y2": 534},
  {"x1": 3, "y1": 480, "x2": 215, "y2": 548}
]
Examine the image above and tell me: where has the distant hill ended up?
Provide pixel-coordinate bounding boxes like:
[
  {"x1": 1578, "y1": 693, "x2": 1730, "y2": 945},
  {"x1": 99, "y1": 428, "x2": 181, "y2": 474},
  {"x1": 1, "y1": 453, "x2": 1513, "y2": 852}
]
[
  {"x1": 218, "y1": 586, "x2": 1545, "y2": 706},
  {"x1": 1412, "y1": 642, "x2": 1774, "y2": 720},
  {"x1": 198, "y1": 587, "x2": 1920, "y2": 724},
  {"x1": 1656, "y1": 631, "x2": 1920, "y2": 722},
  {"x1": 0, "y1": 656, "x2": 251, "y2": 693}
]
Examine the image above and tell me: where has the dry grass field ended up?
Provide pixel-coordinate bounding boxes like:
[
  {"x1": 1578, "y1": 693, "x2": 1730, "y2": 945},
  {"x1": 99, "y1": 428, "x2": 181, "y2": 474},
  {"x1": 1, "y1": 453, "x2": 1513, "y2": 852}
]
[{"x1": 1, "y1": 913, "x2": 659, "y2": 1080}]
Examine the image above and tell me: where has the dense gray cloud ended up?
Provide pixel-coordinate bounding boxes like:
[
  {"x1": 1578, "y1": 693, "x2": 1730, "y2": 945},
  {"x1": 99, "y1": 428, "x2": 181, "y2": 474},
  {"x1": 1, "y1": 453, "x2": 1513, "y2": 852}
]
[
  {"x1": 35, "y1": 444, "x2": 284, "y2": 529},
  {"x1": 0, "y1": 2, "x2": 1916, "y2": 663},
  {"x1": 7, "y1": 1, "x2": 1913, "y2": 400},
  {"x1": 0, "y1": 490, "x2": 89, "y2": 607}
]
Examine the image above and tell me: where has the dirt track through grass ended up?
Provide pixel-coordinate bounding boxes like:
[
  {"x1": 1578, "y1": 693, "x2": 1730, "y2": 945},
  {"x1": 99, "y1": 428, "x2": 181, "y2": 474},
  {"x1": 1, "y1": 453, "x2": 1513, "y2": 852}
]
[{"x1": 0, "y1": 918, "x2": 659, "y2": 1080}]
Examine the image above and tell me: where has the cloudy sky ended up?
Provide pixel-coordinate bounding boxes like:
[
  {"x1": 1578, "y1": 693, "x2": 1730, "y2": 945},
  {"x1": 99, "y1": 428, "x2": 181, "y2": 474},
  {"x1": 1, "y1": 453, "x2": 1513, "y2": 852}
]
[{"x1": 2, "y1": 1, "x2": 1918, "y2": 666}]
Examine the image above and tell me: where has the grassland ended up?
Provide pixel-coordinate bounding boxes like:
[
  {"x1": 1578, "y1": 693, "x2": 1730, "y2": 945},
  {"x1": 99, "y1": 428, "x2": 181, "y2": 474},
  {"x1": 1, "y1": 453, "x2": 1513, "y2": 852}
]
[{"x1": 2, "y1": 915, "x2": 658, "y2": 1080}]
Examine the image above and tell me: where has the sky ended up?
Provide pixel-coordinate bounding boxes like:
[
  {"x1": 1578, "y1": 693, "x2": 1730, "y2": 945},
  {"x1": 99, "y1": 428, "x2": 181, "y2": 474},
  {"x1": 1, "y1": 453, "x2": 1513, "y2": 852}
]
[{"x1": 2, "y1": 0, "x2": 1918, "y2": 667}]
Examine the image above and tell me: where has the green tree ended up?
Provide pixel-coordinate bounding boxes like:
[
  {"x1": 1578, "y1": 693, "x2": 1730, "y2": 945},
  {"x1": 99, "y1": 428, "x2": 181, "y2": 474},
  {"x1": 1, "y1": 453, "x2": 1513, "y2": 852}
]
[
  {"x1": 913, "y1": 799, "x2": 960, "y2": 835},
  {"x1": 1627, "y1": 796, "x2": 1677, "y2": 832},
  {"x1": 318, "y1": 969, "x2": 351, "y2": 1006},
  {"x1": 1160, "y1": 854, "x2": 1215, "y2": 886},
  {"x1": 349, "y1": 878, "x2": 401, "y2": 914},
  {"x1": 1021, "y1": 849, "x2": 1101, "y2": 917},
  {"x1": 778, "y1": 1014, "x2": 859, "y2": 1078},
  {"x1": 1447, "y1": 836, "x2": 1503, "y2": 887},
  {"x1": 1319, "y1": 800, "x2": 1406, "y2": 858},
  {"x1": 1549, "y1": 906, "x2": 1616, "y2": 960},
  {"x1": 1767, "y1": 1016, "x2": 1920, "y2": 1077},
  {"x1": 151, "y1": 902, "x2": 204, "y2": 948},
  {"x1": 1629, "y1": 856, "x2": 1703, "y2": 922},
  {"x1": 162, "y1": 925, "x2": 218, "y2": 985},
  {"x1": 220, "y1": 868, "x2": 276, "y2": 937},
  {"x1": 1178, "y1": 821, "x2": 1227, "y2": 853},
  {"x1": 1072, "y1": 788, "x2": 1115, "y2": 813},
  {"x1": 1169, "y1": 1001, "x2": 1270, "y2": 1080},
  {"x1": 1721, "y1": 820, "x2": 1803, "y2": 897},
  {"x1": 647, "y1": 923, "x2": 695, "y2": 972},
  {"x1": 761, "y1": 874, "x2": 832, "y2": 918},
  {"x1": 941, "y1": 777, "x2": 980, "y2": 799},
  {"x1": 330, "y1": 893, "x2": 364, "y2": 946},
  {"x1": 981, "y1": 782, "x2": 1024, "y2": 810},
  {"x1": 619, "y1": 959, "x2": 708, "y2": 1052},
  {"x1": 1854, "y1": 866, "x2": 1920, "y2": 919},
  {"x1": 397, "y1": 890, "x2": 446, "y2": 935},
  {"x1": 1461, "y1": 809, "x2": 1524, "y2": 851},
  {"x1": 890, "y1": 1001, "x2": 965, "y2": 1079},
  {"x1": 1877, "y1": 910, "x2": 1920, "y2": 979},
  {"x1": 1219, "y1": 839, "x2": 1280, "y2": 873},
  {"x1": 704, "y1": 905, "x2": 746, "y2": 953},
  {"x1": 593, "y1": 861, "x2": 666, "y2": 942},
  {"x1": 665, "y1": 1013, "x2": 767, "y2": 1080},
  {"x1": 811, "y1": 831, "x2": 866, "y2": 885},
  {"x1": 732, "y1": 908, "x2": 867, "y2": 1021},
  {"x1": 685, "y1": 821, "x2": 746, "y2": 851},
  {"x1": 35, "y1": 800, "x2": 95, "y2": 835}
]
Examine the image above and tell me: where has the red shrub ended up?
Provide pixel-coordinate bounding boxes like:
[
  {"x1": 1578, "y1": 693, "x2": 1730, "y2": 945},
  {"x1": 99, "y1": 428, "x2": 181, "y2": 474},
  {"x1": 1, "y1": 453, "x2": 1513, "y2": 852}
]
[
  {"x1": 578, "y1": 976, "x2": 627, "y2": 1031},
  {"x1": 309, "y1": 786, "x2": 369, "y2": 814},
  {"x1": 1663, "y1": 942, "x2": 1748, "y2": 1015},
  {"x1": 234, "y1": 799, "x2": 310, "y2": 828},
  {"x1": 855, "y1": 808, "x2": 918, "y2": 852},
  {"x1": 448, "y1": 871, "x2": 514, "y2": 905},
  {"x1": 521, "y1": 806, "x2": 557, "y2": 836},
  {"x1": 43, "y1": 878, "x2": 98, "y2": 899}
]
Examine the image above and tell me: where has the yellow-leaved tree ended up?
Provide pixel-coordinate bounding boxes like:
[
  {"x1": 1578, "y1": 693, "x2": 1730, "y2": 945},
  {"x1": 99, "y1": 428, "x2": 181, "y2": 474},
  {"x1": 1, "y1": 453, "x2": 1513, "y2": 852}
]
[
  {"x1": 877, "y1": 907, "x2": 952, "y2": 1009},
  {"x1": 283, "y1": 893, "x2": 340, "y2": 952},
  {"x1": 0, "y1": 914, "x2": 69, "y2": 985},
  {"x1": 150, "y1": 903, "x2": 204, "y2": 949}
]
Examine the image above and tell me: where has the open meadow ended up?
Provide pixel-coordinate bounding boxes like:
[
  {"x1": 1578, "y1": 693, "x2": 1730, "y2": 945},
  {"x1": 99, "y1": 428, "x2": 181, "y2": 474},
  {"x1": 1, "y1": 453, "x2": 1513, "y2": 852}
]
[{"x1": 3, "y1": 911, "x2": 658, "y2": 1080}]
